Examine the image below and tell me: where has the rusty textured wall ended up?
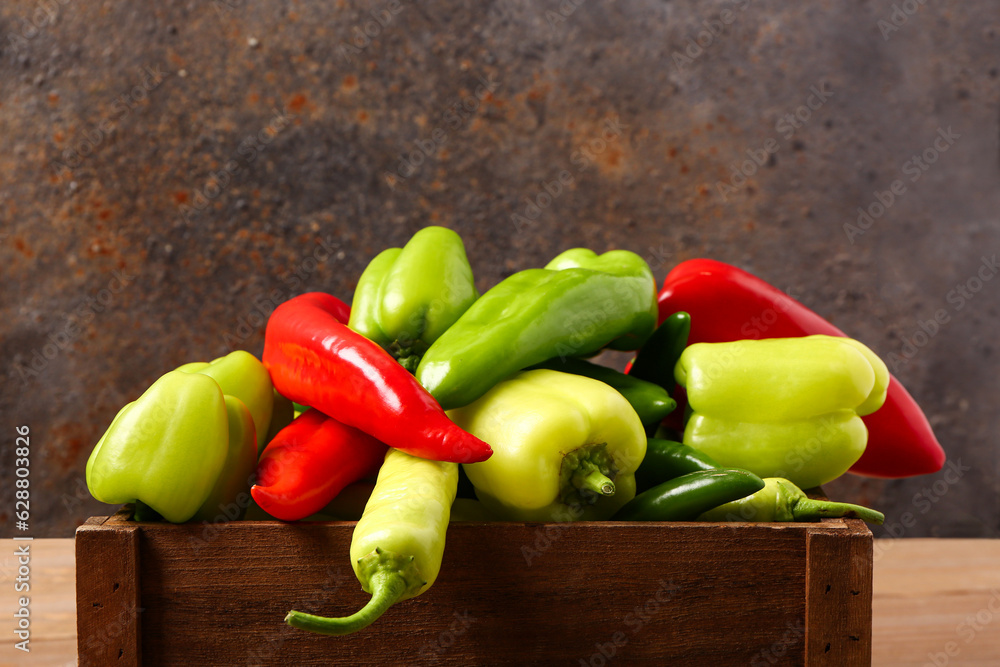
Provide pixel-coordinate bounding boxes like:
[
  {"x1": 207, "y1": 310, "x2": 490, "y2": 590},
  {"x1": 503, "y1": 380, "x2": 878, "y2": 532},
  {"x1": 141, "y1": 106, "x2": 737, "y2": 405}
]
[{"x1": 1, "y1": 1, "x2": 997, "y2": 538}]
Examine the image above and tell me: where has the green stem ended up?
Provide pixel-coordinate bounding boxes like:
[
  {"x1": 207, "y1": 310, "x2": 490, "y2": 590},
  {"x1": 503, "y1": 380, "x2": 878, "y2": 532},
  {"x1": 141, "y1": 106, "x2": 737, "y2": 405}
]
[
  {"x1": 791, "y1": 498, "x2": 885, "y2": 525},
  {"x1": 572, "y1": 464, "x2": 615, "y2": 497},
  {"x1": 285, "y1": 569, "x2": 407, "y2": 636}
]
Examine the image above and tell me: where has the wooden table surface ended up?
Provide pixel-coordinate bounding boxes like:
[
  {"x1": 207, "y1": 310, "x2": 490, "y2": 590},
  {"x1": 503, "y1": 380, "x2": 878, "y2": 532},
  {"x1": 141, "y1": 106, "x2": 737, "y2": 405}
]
[{"x1": 1, "y1": 538, "x2": 998, "y2": 666}]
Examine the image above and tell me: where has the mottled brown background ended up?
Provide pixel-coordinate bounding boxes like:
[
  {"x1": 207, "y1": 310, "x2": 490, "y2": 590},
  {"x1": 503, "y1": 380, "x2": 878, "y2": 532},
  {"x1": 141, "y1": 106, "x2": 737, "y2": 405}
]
[{"x1": 1, "y1": 0, "x2": 997, "y2": 538}]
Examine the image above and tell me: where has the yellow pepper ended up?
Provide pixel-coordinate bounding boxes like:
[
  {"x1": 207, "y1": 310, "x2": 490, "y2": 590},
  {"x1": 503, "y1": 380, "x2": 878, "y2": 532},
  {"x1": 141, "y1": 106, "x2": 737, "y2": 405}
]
[{"x1": 448, "y1": 369, "x2": 647, "y2": 521}]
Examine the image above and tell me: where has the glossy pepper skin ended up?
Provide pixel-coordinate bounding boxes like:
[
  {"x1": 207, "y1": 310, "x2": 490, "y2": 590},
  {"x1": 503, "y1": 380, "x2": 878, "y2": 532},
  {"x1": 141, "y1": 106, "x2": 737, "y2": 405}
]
[
  {"x1": 176, "y1": 350, "x2": 274, "y2": 454},
  {"x1": 285, "y1": 449, "x2": 457, "y2": 636},
  {"x1": 449, "y1": 369, "x2": 647, "y2": 522},
  {"x1": 634, "y1": 438, "x2": 720, "y2": 493},
  {"x1": 86, "y1": 370, "x2": 257, "y2": 523},
  {"x1": 612, "y1": 468, "x2": 765, "y2": 521},
  {"x1": 416, "y1": 249, "x2": 658, "y2": 410},
  {"x1": 251, "y1": 409, "x2": 388, "y2": 521},
  {"x1": 698, "y1": 477, "x2": 885, "y2": 525},
  {"x1": 262, "y1": 292, "x2": 492, "y2": 464},
  {"x1": 348, "y1": 226, "x2": 478, "y2": 372},
  {"x1": 656, "y1": 258, "x2": 945, "y2": 478},
  {"x1": 625, "y1": 310, "x2": 691, "y2": 394},
  {"x1": 675, "y1": 335, "x2": 889, "y2": 489},
  {"x1": 530, "y1": 356, "x2": 676, "y2": 429}
]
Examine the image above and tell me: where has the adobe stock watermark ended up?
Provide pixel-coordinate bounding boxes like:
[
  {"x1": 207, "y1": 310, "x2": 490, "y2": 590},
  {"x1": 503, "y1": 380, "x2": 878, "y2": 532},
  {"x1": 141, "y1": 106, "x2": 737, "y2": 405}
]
[
  {"x1": 672, "y1": 0, "x2": 753, "y2": 71},
  {"x1": 749, "y1": 619, "x2": 806, "y2": 667},
  {"x1": 867, "y1": 458, "x2": 971, "y2": 564},
  {"x1": 716, "y1": 81, "x2": 833, "y2": 202},
  {"x1": 4, "y1": 0, "x2": 73, "y2": 54},
  {"x1": 383, "y1": 72, "x2": 502, "y2": 187},
  {"x1": 885, "y1": 254, "x2": 997, "y2": 373},
  {"x1": 578, "y1": 579, "x2": 680, "y2": 666},
  {"x1": 175, "y1": 106, "x2": 296, "y2": 225},
  {"x1": 511, "y1": 115, "x2": 627, "y2": 232},
  {"x1": 12, "y1": 268, "x2": 136, "y2": 386},
  {"x1": 338, "y1": 0, "x2": 405, "y2": 63},
  {"x1": 50, "y1": 65, "x2": 167, "y2": 175},
  {"x1": 418, "y1": 610, "x2": 477, "y2": 662},
  {"x1": 877, "y1": 0, "x2": 928, "y2": 41},
  {"x1": 544, "y1": 0, "x2": 588, "y2": 30},
  {"x1": 222, "y1": 235, "x2": 342, "y2": 350},
  {"x1": 922, "y1": 589, "x2": 1000, "y2": 667},
  {"x1": 844, "y1": 126, "x2": 960, "y2": 244}
]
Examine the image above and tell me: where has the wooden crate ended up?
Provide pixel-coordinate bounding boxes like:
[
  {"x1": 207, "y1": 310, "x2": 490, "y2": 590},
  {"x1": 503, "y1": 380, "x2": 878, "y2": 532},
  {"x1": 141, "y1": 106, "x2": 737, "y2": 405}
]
[{"x1": 76, "y1": 506, "x2": 872, "y2": 666}]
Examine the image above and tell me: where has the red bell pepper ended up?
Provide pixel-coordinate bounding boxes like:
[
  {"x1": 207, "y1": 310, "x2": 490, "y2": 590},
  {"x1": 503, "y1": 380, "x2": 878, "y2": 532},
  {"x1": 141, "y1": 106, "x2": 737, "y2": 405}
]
[
  {"x1": 262, "y1": 292, "x2": 492, "y2": 464},
  {"x1": 655, "y1": 258, "x2": 945, "y2": 479},
  {"x1": 252, "y1": 409, "x2": 388, "y2": 521}
]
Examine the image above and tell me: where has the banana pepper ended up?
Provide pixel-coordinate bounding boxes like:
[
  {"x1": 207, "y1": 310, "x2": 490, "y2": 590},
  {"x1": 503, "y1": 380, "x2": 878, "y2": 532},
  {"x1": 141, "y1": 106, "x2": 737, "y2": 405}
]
[
  {"x1": 675, "y1": 335, "x2": 890, "y2": 489},
  {"x1": 86, "y1": 365, "x2": 259, "y2": 523},
  {"x1": 448, "y1": 369, "x2": 647, "y2": 521},
  {"x1": 348, "y1": 226, "x2": 478, "y2": 371}
]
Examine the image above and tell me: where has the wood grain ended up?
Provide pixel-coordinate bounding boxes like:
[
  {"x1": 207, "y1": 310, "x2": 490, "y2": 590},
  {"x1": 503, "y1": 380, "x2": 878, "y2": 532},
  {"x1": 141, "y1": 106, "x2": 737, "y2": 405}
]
[
  {"x1": 71, "y1": 511, "x2": 873, "y2": 666},
  {"x1": 75, "y1": 510, "x2": 141, "y2": 667},
  {"x1": 9, "y1": 535, "x2": 1000, "y2": 665},
  {"x1": 872, "y1": 538, "x2": 1000, "y2": 667}
]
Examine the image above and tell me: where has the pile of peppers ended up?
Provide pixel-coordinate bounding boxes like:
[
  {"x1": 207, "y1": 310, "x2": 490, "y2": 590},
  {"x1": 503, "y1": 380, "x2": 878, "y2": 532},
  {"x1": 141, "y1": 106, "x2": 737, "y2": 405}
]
[{"x1": 85, "y1": 227, "x2": 944, "y2": 638}]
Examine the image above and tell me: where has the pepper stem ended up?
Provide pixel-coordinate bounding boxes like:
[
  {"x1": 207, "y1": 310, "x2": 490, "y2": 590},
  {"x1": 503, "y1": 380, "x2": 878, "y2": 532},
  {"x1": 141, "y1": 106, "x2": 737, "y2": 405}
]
[
  {"x1": 791, "y1": 498, "x2": 885, "y2": 525},
  {"x1": 572, "y1": 462, "x2": 616, "y2": 497},
  {"x1": 284, "y1": 568, "x2": 407, "y2": 636}
]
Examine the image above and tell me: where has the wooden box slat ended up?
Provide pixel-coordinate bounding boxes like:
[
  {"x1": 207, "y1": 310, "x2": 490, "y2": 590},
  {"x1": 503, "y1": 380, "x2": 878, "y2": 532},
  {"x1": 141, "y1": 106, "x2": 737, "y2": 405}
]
[{"x1": 76, "y1": 508, "x2": 872, "y2": 666}]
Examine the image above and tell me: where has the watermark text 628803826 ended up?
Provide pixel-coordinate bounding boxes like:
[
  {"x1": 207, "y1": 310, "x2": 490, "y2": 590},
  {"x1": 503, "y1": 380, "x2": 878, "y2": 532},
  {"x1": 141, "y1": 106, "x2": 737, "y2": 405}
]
[{"x1": 13, "y1": 424, "x2": 33, "y2": 653}]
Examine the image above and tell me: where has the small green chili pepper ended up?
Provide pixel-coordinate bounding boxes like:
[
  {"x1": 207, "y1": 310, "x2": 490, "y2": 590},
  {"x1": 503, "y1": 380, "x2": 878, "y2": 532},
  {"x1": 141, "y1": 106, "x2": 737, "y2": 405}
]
[
  {"x1": 634, "y1": 438, "x2": 721, "y2": 493},
  {"x1": 285, "y1": 449, "x2": 457, "y2": 636},
  {"x1": 612, "y1": 468, "x2": 765, "y2": 521},
  {"x1": 530, "y1": 357, "x2": 676, "y2": 429},
  {"x1": 627, "y1": 310, "x2": 691, "y2": 391},
  {"x1": 698, "y1": 477, "x2": 885, "y2": 525}
]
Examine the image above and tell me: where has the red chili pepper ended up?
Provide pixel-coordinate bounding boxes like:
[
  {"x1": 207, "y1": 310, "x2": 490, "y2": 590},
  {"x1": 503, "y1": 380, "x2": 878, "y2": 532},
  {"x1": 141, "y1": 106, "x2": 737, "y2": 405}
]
[
  {"x1": 251, "y1": 409, "x2": 388, "y2": 521},
  {"x1": 656, "y1": 259, "x2": 945, "y2": 479},
  {"x1": 262, "y1": 292, "x2": 492, "y2": 464}
]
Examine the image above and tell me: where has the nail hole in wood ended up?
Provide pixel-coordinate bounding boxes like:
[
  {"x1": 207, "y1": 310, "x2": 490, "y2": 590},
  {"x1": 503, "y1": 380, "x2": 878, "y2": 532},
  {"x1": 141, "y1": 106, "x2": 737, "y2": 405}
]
[
  {"x1": 118, "y1": 648, "x2": 124, "y2": 659},
  {"x1": 850, "y1": 589, "x2": 859, "y2": 595},
  {"x1": 825, "y1": 584, "x2": 831, "y2": 593},
  {"x1": 113, "y1": 582, "x2": 120, "y2": 592},
  {"x1": 92, "y1": 602, "x2": 103, "y2": 608},
  {"x1": 849, "y1": 636, "x2": 860, "y2": 641},
  {"x1": 824, "y1": 643, "x2": 831, "y2": 653}
]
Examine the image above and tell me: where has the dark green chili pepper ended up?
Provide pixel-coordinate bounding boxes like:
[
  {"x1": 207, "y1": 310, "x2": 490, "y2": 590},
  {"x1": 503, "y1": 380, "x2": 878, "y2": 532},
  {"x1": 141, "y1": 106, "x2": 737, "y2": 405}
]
[
  {"x1": 529, "y1": 357, "x2": 676, "y2": 428},
  {"x1": 612, "y1": 468, "x2": 765, "y2": 521},
  {"x1": 627, "y1": 311, "x2": 691, "y2": 391},
  {"x1": 634, "y1": 438, "x2": 721, "y2": 493}
]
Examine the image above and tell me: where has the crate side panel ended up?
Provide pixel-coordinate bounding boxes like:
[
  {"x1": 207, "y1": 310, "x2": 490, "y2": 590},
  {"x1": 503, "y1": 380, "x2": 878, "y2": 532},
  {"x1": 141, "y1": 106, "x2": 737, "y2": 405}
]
[
  {"x1": 75, "y1": 517, "x2": 142, "y2": 667},
  {"x1": 134, "y1": 521, "x2": 814, "y2": 665},
  {"x1": 805, "y1": 522, "x2": 874, "y2": 666}
]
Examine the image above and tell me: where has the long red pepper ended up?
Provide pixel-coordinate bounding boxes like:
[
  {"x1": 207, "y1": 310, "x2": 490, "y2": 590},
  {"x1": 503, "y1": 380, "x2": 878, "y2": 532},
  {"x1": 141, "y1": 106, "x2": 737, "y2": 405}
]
[
  {"x1": 655, "y1": 259, "x2": 945, "y2": 479},
  {"x1": 262, "y1": 292, "x2": 492, "y2": 464},
  {"x1": 252, "y1": 409, "x2": 388, "y2": 521}
]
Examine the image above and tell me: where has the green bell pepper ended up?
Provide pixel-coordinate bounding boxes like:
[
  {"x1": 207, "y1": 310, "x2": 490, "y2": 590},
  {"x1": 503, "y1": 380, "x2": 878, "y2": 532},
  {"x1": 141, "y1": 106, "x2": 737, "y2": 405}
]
[
  {"x1": 675, "y1": 334, "x2": 890, "y2": 488},
  {"x1": 348, "y1": 226, "x2": 478, "y2": 371},
  {"x1": 86, "y1": 370, "x2": 258, "y2": 523},
  {"x1": 448, "y1": 369, "x2": 647, "y2": 521},
  {"x1": 176, "y1": 350, "x2": 274, "y2": 454},
  {"x1": 417, "y1": 248, "x2": 657, "y2": 410}
]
